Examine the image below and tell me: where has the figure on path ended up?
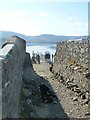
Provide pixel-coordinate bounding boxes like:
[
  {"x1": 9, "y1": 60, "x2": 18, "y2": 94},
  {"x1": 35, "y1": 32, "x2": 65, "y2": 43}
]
[{"x1": 36, "y1": 53, "x2": 40, "y2": 64}]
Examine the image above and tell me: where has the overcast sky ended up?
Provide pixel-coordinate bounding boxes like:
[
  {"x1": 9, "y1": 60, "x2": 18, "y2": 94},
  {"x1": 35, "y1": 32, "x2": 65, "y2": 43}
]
[{"x1": 0, "y1": 0, "x2": 88, "y2": 36}]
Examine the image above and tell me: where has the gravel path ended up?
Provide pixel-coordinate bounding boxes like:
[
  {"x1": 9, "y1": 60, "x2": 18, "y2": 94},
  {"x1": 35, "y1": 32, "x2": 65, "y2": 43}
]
[
  {"x1": 33, "y1": 62, "x2": 89, "y2": 118},
  {"x1": 33, "y1": 62, "x2": 68, "y2": 118}
]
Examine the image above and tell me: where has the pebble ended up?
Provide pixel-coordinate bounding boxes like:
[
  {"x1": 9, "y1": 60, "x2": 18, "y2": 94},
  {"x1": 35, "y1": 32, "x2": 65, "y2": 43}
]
[
  {"x1": 53, "y1": 101, "x2": 58, "y2": 104},
  {"x1": 73, "y1": 97, "x2": 78, "y2": 101}
]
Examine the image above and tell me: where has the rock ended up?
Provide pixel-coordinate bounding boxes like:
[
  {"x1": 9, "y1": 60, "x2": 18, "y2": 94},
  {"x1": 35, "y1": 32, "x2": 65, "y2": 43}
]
[
  {"x1": 66, "y1": 79, "x2": 71, "y2": 84},
  {"x1": 86, "y1": 91, "x2": 89, "y2": 99},
  {"x1": 73, "y1": 67, "x2": 79, "y2": 70},
  {"x1": 22, "y1": 88, "x2": 32, "y2": 97},
  {"x1": 30, "y1": 112, "x2": 36, "y2": 118},
  {"x1": 74, "y1": 88, "x2": 81, "y2": 94},
  {"x1": 39, "y1": 84, "x2": 54, "y2": 103},
  {"x1": 49, "y1": 63, "x2": 53, "y2": 72},
  {"x1": 81, "y1": 48, "x2": 85, "y2": 54},
  {"x1": 73, "y1": 97, "x2": 78, "y2": 101},
  {"x1": 71, "y1": 88, "x2": 74, "y2": 91},
  {"x1": 27, "y1": 99, "x2": 32, "y2": 105},
  {"x1": 60, "y1": 75, "x2": 64, "y2": 80},
  {"x1": 55, "y1": 72, "x2": 58, "y2": 78},
  {"x1": 85, "y1": 112, "x2": 90, "y2": 116},
  {"x1": 59, "y1": 79, "x2": 64, "y2": 83},
  {"x1": 81, "y1": 94, "x2": 86, "y2": 99},
  {"x1": 53, "y1": 101, "x2": 58, "y2": 104},
  {"x1": 85, "y1": 73, "x2": 90, "y2": 78},
  {"x1": 66, "y1": 83, "x2": 77, "y2": 89},
  {"x1": 83, "y1": 99, "x2": 90, "y2": 104}
]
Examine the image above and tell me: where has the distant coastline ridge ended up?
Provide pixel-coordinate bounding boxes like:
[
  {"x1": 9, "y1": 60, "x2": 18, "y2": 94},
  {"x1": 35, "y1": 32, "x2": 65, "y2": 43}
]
[{"x1": 0, "y1": 30, "x2": 88, "y2": 45}]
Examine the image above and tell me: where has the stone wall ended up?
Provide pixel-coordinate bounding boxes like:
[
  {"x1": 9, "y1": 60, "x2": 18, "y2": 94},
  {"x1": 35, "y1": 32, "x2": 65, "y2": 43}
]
[
  {"x1": 0, "y1": 36, "x2": 26, "y2": 118},
  {"x1": 53, "y1": 39, "x2": 89, "y2": 102}
]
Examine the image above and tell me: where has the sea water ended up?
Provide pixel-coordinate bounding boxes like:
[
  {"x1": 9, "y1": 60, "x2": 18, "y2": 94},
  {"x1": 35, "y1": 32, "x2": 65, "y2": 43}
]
[{"x1": 26, "y1": 43, "x2": 56, "y2": 59}]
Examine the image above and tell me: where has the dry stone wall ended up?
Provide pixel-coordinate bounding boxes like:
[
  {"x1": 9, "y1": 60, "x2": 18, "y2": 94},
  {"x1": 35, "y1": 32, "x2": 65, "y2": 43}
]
[
  {"x1": 0, "y1": 36, "x2": 26, "y2": 118},
  {"x1": 53, "y1": 39, "x2": 90, "y2": 102}
]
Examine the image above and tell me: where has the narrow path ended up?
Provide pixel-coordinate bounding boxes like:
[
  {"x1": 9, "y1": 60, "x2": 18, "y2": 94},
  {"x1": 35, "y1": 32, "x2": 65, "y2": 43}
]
[
  {"x1": 33, "y1": 62, "x2": 68, "y2": 118},
  {"x1": 33, "y1": 62, "x2": 88, "y2": 118},
  {"x1": 33, "y1": 62, "x2": 52, "y2": 79},
  {"x1": 20, "y1": 61, "x2": 88, "y2": 118}
]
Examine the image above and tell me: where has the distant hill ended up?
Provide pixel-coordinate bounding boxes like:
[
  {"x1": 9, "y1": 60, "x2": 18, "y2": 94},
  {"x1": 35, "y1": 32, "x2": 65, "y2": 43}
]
[
  {"x1": 0, "y1": 31, "x2": 29, "y2": 42},
  {"x1": 0, "y1": 31, "x2": 88, "y2": 44}
]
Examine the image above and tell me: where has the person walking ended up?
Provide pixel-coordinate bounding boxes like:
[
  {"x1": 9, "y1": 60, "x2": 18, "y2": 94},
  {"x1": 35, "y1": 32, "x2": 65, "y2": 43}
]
[
  {"x1": 36, "y1": 54, "x2": 40, "y2": 64},
  {"x1": 52, "y1": 54, "x2": 54, "y2": 63}
]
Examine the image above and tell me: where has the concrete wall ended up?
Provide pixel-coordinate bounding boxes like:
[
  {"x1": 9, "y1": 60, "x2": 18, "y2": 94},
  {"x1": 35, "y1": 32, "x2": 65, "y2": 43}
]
[
  {"x1": 53, "y1": 39, "x2": 89, "y2": 101},
  {"x1": 0, "y1": 36, "x2": 26, "y2": 118}
]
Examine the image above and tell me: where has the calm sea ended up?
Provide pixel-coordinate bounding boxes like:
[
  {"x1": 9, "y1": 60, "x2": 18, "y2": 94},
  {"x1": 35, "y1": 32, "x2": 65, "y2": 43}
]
[{"x1": 26, "y1": 43, "x2": 56, "y2": 58}]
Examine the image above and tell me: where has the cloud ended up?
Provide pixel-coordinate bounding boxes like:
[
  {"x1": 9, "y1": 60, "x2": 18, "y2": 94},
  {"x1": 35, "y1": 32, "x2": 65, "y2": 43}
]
[
  {"x1": 41, "y1": 19, "x2": 48, "y2": 24},
  {"x1": 0, "y1": 10, "x2": 49, "y2": 35},
  {"x1": 74, "y1": 22, "x2": 83, "y2": 26},
  {"x1": 0, "y1": 10, "x2": 31, "y2": 21},
  {"x1": 67, "y1": 17, "x2": 74, "y2": 20},
  {"x1": 58, "y1": 21, "x2": 84, "y2": 29},
  {"x1": 75, "y1": 27, "x2": 83, "y2": 30},
  {"x1": 57, "y1": 20, "x2": 87, "y2": 36},
  {"x1": 67, "y1": 23, "x2": 74, "y2": 27},
  {"x1": 0, "y1": 10, "x2": 34, "y2": 35},
  {"x1": 67, "y1": 21, "x2": 84, "y2": 27},
  {"x1": 58, "y1": 22, "x2": 63, "y2": 26},
  {"x1": 37, "y1": 11, "x2": 48, "y2": 17},
  {"x1": 0, "y1": 18, "x2": 41, "y2": 36}
]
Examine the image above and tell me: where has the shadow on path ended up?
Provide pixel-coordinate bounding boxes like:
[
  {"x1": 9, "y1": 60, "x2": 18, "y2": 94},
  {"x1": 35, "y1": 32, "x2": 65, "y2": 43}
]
[
  {"x1": 33, "y1": 74, "x2": 69, "y2": 119},
  {"x1": 20, "y1": 53, "x2": 69, "y2": 119}
]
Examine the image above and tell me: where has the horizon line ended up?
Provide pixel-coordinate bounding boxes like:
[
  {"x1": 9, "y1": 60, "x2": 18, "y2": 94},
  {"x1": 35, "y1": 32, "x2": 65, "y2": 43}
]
[{"x1": 0, "y1": 30, "x2": 88, "y2": 37}]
